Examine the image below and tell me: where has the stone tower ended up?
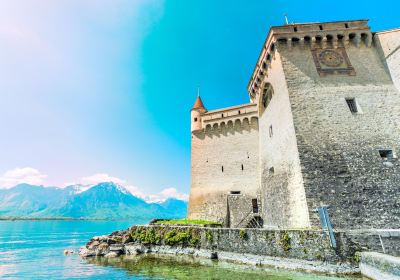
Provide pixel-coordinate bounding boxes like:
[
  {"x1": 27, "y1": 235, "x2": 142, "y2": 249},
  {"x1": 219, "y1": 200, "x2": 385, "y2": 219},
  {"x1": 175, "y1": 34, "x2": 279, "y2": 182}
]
[
  {"x1": 188, "y1": 19, "x2": 400, "y2": 230},
  {"x1": 191, "y1": 94, "x2": 207, "y2": 132},
  {"x1": 248, "y1": 19, "x2": 400, "y2": 229}
]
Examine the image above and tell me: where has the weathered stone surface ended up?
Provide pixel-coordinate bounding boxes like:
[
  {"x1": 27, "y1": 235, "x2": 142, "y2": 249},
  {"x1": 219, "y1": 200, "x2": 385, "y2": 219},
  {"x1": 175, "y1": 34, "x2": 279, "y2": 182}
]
[
  {"x1": 188, "y1": 104, "x2": 260, "y2": 226},
  {"x1": 124, "y1": 244, "x2": 145, "y2": 256},
  {"x1": 187, "y1": 19, "x2": 400, "y2": 230},
  {"x1": 79, "y1": 247, "x2": 96, "y2": 257},
  {"x1": 360, "y1": 252, "x2": 400, "y2": 279},
  {"x1": 109, "y1": 245, "x2": 124, "y2": 252},
  {"x1": 82, "y1": 225, "x2": 384, "y2": 274},
  {"x1": 105, "y1": 252, "x2": 120, "y2": 258},
  {"x1": 81, "y1": 226, "x2": 362, "y2": 262}
]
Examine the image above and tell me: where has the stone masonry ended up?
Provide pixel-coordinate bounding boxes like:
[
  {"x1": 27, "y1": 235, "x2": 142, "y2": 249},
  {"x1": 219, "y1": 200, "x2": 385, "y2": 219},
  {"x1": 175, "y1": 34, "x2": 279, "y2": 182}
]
[{"x1": 188, "y1": 19, "x2": 400, "y2": 230}]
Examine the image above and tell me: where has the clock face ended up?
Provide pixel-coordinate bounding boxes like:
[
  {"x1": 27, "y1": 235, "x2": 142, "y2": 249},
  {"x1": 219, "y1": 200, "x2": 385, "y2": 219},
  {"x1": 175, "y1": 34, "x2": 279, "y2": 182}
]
[{"x1": 318, "y1": 50, "x2": 344, "y2": 67}]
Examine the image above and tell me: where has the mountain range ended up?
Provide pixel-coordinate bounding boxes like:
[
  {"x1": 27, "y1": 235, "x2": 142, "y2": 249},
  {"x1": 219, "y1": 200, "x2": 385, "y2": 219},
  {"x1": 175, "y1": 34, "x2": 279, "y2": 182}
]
[{"x1": 0, "y1": 182, "x2": 187, "y2": 220}]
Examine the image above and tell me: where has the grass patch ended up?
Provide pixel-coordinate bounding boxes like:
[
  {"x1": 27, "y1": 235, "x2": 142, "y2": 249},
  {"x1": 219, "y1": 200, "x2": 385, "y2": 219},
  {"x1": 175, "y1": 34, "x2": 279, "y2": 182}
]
[{"x1": 154, "y1": 219, "x2": 222, "y2": 227}]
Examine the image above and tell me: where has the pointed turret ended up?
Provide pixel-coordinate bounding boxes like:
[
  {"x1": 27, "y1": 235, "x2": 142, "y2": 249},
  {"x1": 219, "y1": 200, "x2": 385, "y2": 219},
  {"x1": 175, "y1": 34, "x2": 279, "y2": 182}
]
[
  {"x1": 191, "y1": 89, "x2": 206, "y2": 132},
  {"x1": 192, "y1": 95, "x2": 206, "y2": 112},
  {"x1": 191, "y1": 88, "x2": 207, "y2": 113}
]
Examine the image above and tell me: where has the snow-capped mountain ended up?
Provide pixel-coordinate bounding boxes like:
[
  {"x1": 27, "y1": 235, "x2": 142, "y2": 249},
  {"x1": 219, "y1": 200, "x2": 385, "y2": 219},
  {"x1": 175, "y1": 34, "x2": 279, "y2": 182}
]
[{"x1": 0, "y1": 182, "x2": 187, "y2": 220}]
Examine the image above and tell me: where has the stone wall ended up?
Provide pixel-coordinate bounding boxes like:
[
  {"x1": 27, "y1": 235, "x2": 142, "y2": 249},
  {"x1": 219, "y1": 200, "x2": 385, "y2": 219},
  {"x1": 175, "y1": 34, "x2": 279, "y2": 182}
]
[
  {"x1": 375, "y1": 28, "x2": 400, "y2": 91},
  {"x1": 360, "y1": 252, "x2": 400, "y2": 280},
  {"x1": 278, "y1": 39, "x2": 400, "y2": 229},
  {"x1": 188, "y1": 116, "x2": 259, "y2": 225},
  {"x1": 346, "y1": 230, "x2": 400, "y2": 257},
  {"x1": 81, "y1": 225, "x2": 361, "y2": 266},
  {"x1": 257, "y1": 46, "x2": 310, "y2": 229}
]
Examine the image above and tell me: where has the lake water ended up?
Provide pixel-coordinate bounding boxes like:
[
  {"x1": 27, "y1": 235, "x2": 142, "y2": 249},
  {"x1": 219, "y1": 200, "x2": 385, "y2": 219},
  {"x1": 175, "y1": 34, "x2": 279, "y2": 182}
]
[{"x1": 0, "y1": 220, "x2": 363, "y2": 279}]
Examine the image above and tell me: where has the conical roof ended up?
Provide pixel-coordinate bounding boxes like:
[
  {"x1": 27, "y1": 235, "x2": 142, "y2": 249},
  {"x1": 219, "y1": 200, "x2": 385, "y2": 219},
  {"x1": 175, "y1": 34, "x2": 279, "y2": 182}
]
[{"x1": 192, "y1": 95, "x2": 206, "y2": 111}]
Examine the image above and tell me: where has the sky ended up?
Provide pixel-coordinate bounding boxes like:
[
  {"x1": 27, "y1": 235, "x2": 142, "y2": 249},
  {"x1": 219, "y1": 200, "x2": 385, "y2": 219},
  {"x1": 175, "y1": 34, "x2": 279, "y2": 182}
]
[{"x1": 0, "y1": 0, "x2": 399, "y2": 200}]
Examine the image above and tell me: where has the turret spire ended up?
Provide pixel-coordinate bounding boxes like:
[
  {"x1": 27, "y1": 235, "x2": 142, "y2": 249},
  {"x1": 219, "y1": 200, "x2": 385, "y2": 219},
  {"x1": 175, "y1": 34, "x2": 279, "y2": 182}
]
[{"x1": 192, "y1": 88, "x2": 206, "y2": 112}]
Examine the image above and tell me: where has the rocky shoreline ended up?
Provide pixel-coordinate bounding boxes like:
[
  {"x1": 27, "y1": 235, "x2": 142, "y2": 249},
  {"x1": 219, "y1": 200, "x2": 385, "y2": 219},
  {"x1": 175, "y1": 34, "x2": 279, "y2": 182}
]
[{"x1": 79, "y1": 225, "x2": 366, "y2": 275}]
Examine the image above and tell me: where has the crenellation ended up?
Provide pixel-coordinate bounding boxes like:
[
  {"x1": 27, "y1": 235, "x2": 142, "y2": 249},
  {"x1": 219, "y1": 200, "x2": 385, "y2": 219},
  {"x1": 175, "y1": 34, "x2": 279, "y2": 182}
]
[{"x1": 248, "y1": 20, "x2": 374, "y2": 99}]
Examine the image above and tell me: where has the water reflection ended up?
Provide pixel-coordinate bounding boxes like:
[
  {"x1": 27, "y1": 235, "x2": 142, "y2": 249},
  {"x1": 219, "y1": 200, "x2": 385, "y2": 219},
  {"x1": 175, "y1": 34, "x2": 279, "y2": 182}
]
[{"x1": 86, "y1": 254, "x2": 363, "y2": 280}]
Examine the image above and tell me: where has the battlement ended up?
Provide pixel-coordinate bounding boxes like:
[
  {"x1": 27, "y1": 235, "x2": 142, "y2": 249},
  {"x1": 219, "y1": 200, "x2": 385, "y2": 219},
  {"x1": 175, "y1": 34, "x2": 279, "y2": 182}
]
[
  {"x1": 248, "y1": 20, "x2": 373, "y2": 100},
  {"x1": 194, "y1": 103, "x2": 258, "y2": 133}
]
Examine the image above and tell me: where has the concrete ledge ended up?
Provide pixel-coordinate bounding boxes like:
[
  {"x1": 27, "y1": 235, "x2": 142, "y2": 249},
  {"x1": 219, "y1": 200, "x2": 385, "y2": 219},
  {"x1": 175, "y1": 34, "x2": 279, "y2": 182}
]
[{"x1": 360, "y1": 252, "x2": 400, "y2": 280}]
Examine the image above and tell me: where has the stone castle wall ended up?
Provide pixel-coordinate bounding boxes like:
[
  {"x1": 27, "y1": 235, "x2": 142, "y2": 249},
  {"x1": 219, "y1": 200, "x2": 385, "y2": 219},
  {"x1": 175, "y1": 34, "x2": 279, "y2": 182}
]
[
  {"x1": 188, "y1": 112, "x2": 260, "y2": 225},
  {"x1": 375, "y1": 28, "x2": 400, "y2": 91},
  {"x1": 188, "y1": 20, "x2": 400, "y2": 231},
  {"x1": 257, "y1": 50, "x2": 310, "y2": 229},
  {"x1": 278, "y1": 38, "x2": 400, "y2": 229}
]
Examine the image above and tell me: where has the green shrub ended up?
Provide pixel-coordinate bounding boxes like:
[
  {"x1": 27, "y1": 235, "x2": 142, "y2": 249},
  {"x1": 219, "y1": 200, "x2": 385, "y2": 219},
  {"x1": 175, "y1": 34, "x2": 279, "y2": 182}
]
[
  {"x1": 164, "y1": 229, "x2": 177, "y2": 245},
  {"x1": 239, "y1": 229, "x2": 247, "y2": 239},
  {"x1": 164, "y1": 229, "x2": 192, "y2": 246},
  {"x1": 130, "y1": 227, "x2": 146, "y2": 242},
  {"x1": 353, "y1": 252, "x2": 361, "y2": 263},
  {"x1": 205, "y1": 230, "x2": 213, "y2": 242},
  {"x1": 190, "y1": 236, "x2": 200, "y2": 246},
  {"x1": 280, "y1": 232, "x2": 291, "y2": 252},
  {"x1": 154, "y1": 219, "x2": 222, "y2": 227}
]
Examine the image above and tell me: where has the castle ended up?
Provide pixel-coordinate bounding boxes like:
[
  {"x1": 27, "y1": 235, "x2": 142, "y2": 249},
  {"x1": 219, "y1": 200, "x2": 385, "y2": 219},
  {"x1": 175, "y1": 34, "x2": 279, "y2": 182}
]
[{"x1": 187, "y1": 19, "x2": 400, "y2": 230}]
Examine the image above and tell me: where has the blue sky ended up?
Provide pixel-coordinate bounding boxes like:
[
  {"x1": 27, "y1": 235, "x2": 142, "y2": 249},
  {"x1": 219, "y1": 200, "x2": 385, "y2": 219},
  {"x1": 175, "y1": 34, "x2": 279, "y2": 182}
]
[{"x1": 0, "y1": 0, "x2": 399, "y2": 200}]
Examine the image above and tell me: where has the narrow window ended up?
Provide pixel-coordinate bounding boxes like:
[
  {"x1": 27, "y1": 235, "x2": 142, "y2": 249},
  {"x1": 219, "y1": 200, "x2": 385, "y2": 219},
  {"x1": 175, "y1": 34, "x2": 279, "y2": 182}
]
[
  {"x1": 252, "y1": 199, "x2": 259, "y2": 213},
  {"x1": 230, "y1": 191, "x2": 241, "y2": 195},
  {"x1": 262, "y1": 84, "x2": 274, "y2": 109},
  {"x1": 269, "y1": 125, "x2": 273, "y2": 137},
  {"x1": 238, "y1": 110, "x2": 241, "y2": 115},
  {"x1": 221, "y1": 113, "x2": 224, "y2": 117},
  {"x1": 194, "y1": 117, "x2": 198, "y2": 122},
  {"x1": 241, "y1": 164, "x2": 244, "y2": 171},
  {"x1": 345, "y1": 23, "x2": 349, "y2": 28},
  {"x1": 379, "y1": 150, "x2": 394, "y2": 160},
  {"x1": 319, "y1": 25, "x2": 323, "y2": 31},
  {"x1": 221, "y1": 166, "x2": 224, "y2": 172},
  {"x1": 294, "y1": 26, "x2": 298, "y2": 32},
  {"x1": 269, "y1": 167, "x2": 274, "y2": 175},
  {"x1": 346, "y1": 98, "x2": 358, "y2": 113}
]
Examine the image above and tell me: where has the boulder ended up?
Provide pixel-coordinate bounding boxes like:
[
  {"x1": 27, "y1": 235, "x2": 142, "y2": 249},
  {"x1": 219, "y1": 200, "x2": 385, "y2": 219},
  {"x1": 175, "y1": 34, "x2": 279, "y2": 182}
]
[
  {"x1": 79, "y1": 247, "x2": 96, "y2": 257},
  {"x1": 105, "y1": 251, "x2": 120, "y2": 258},
  {"x1": 88, "y1": 241, "x2": 100, "y2": 250},
  {"x1": 109, "y1": 244, "x2": 124, "y2": 253},
  {"x1": 125, "y1": 244, "x2": 145, "y2": 255},
  {"x1": 96, "y1": 242, "x2": 110, "y2": 256},
  {"x1": 122, "y1": 233, "x2": 133, "y2": 244}
]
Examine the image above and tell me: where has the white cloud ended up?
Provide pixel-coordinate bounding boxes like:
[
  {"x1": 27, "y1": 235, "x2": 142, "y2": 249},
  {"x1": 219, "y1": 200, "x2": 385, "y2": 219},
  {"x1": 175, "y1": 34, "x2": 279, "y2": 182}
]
[
  {"x1": 141, "y1": 187, "x2": 189, "y2": 203},
  {"x1": 160, "y1": 187, "x2": 189, "y2": 201},
  {"x1": 0, "y1": 167, "x2": 47, "y2": 188},
  {"x1": 77, "y1": 173, "x2": 126, "y2": 185}
]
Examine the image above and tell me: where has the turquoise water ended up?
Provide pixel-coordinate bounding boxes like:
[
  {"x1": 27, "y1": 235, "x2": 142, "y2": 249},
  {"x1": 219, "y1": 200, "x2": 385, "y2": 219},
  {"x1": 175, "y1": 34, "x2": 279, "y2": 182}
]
[{"x1": 0, "y1": 220, "x2": 362, "y2": 279}]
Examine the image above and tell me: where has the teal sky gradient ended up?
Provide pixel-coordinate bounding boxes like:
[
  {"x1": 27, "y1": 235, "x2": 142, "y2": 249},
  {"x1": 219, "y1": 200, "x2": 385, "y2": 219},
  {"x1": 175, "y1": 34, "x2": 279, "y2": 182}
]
[{"x1": 0, "y1": 0, "x2": 399, "y2": 197}]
